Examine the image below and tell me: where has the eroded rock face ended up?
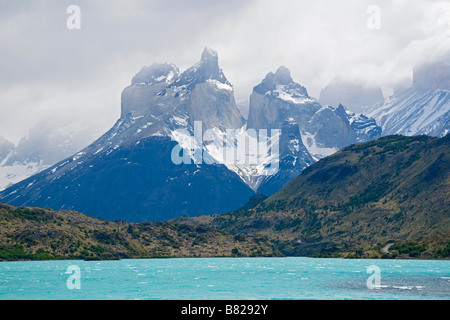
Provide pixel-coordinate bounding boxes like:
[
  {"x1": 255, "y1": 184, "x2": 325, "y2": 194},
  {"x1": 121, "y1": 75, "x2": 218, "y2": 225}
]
[
  {"x1": 121, "y1": 47, "x2": 243, "y2": 133},
  {"x1": 248, "y1": 67, "x2": 381, "y2": 195},
  {"x1": 309, "y1": 104, "x2": 381, "y2": 151},
  {"x1": 121, "y1": 63, "x2": 180, "y2": 119},
  {"x1": 248, "y1": 66, "x2": 319, "y2": 131}
]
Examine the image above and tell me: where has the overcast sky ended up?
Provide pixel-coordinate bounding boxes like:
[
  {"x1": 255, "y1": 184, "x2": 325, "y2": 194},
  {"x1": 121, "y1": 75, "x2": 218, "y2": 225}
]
[{"x1": 0, "y1": 0, "x2": 449, "y2": 144}]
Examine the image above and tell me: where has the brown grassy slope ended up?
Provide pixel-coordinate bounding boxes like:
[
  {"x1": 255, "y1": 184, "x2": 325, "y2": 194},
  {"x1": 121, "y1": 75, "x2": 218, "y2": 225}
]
[{"x1": 0, "y1": 203, "x2": 281, "y2": 261}]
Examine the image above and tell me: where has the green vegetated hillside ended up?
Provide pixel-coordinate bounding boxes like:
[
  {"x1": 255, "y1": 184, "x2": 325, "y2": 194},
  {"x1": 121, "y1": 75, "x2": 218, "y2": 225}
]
[
  {"x1": 1, "y1": 135, "x2": 449, "y2": 261},
  {"x1": 0, "y1": 203, "x2": 281, "y2": 261},
  {"x1": 180, "y1": 135, "x2": 450, "y2": 259}
]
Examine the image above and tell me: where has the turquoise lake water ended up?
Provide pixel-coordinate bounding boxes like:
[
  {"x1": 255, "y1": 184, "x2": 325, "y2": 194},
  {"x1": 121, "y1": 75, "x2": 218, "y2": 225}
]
[{"x1": 0, "y1": 257, "x2": 449, "y2": 300}]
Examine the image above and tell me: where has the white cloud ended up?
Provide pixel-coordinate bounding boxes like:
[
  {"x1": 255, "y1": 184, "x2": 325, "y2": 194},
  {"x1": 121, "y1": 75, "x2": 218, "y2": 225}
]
[{"x1": 0, "y1": 0, "x2": 448, "y2": 142}]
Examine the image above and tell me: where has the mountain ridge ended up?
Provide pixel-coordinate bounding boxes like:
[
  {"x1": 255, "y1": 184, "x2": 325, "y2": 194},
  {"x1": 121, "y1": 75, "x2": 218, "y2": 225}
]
[{"x1": 174, "y1": 134, "x2": 450, "y2": 259}]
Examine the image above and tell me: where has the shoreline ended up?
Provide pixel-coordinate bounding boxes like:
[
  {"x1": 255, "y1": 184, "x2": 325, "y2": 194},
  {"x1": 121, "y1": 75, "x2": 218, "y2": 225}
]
[{"x1": 1, "y1": 255, "x2": 449, "y2": 263}]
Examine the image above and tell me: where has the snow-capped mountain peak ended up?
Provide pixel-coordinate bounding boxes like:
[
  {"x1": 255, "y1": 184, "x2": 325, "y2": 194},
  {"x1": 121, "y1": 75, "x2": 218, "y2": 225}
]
[
  {"x1": 64, "y1": 47, "x2": 247, "y2": 179},
  {"x1": 253, "y1": 66, "x2": 311, "y2": 104},
  {"x1": 170, "y1": 47, "x2": 231, "y2": 92},
  {"x1": 131, "y1": 63, "x2": 179, "y2": 86},
  {"x1": 201, "y1": 46, "x2": 219, "y2": 64}
]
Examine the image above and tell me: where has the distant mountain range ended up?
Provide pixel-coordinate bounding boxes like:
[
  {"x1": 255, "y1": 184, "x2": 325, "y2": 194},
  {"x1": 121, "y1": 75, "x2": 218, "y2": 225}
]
[
  {"x1": 0, "y1": 49, "x2": 449, "y2": 223},
  {"x1": 0, "y1": 48, "x2": 382, "y2": 222}
]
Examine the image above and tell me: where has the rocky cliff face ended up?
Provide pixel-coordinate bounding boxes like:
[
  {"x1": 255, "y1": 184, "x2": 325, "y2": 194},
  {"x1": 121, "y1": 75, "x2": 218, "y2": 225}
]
[
  {"x1": 247, "y1": 66, "x2": 320, "y2": 130},
  {"x1": 248, "y1": 67, "x2": 381, "y2": 194},
  {"x1": 120, "y1": 48, "x2": 244, "y2": 137},
  {"x1": 121, "y1": 62, "x2": 180, "y2": 120},
  {"x1": 306, "y1": 104, "x2": 381, "y2": 155}
]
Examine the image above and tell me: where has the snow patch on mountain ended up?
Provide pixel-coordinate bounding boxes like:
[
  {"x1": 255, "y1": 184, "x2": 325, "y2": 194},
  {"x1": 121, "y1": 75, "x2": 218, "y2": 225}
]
[
  {"x1": 300, "y1": 131, "x2": 338, "y2": 161},
  {"x1": 170, "y1": 124, "x2": 281, "y2": 191},
  {"x1": 0, "y1": 159, "x2": 49, "y2": 191},
  {"x1": 206, "y1": 79, "x2": 233, "y2": 91},
  {"x1": 368, "y1": 88, "x2": 450, "y2": 137},
  {"x1": 271, "y1": 87, "x2": 315, "y2": 105}
]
